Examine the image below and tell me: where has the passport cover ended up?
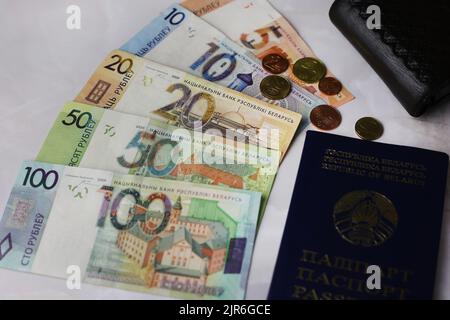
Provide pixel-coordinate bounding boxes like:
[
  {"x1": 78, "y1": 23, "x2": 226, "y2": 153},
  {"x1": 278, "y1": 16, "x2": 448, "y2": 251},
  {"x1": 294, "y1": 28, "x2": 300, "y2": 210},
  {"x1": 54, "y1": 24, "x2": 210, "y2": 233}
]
[
  {"x1": 329, "y1": 0, "x2": 450, "y2": 117},
  {"x1": 268, "y1": 131, "x2": 448, "y2": 300}
]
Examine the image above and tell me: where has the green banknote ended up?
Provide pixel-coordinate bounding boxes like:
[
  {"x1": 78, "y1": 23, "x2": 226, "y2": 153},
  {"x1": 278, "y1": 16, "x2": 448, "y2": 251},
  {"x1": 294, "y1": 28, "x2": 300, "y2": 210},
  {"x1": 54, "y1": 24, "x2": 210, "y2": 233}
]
[
  {"x1": 36, "y1": 102, "x2": 278, "y2": 221},
  {"x1": 0, "y1": 161, "x2": 261, "y2": 299}
]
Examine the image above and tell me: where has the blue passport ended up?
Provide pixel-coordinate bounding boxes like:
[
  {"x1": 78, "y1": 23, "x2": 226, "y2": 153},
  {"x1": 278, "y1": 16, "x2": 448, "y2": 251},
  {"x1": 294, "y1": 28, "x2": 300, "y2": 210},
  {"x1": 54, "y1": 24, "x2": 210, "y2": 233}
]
[{"x1": 268, "y1": 131, "x2": 448, "y2": 300}]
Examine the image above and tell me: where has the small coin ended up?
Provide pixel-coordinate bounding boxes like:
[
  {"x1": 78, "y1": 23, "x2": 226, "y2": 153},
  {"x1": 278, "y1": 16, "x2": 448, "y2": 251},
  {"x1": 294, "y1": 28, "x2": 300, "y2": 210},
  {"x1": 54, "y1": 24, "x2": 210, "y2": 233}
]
[
  {"x1": 293, "y1": 57, "x2": 327, "y2": 84},
  {"x1": 262, "y1": 53, "x2": 290, "y2": 74},
  {"x1": 319, "y1": 77, "x2": 343, "y2": 96},
  {"x1": 355, "y1": 117, "x2": 384, "y2": 141},
  {"x1": 260, "y1": 75, "x2": 292, "y2": 100},
  {"x1": 310, "y1": 105, "x2": 342, "y2": 131}
]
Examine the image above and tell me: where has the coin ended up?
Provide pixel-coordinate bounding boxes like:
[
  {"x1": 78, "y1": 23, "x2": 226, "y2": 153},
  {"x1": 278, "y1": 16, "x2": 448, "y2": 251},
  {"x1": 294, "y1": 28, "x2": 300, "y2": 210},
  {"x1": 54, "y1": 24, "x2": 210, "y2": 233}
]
[
  {"x1": 260, "y1": 75, "x2": 292, "y2": 100},
  {"x1": 319, "y1": 77, "x2": 343, "y2": 96},
  {"x1": 293, "y1": 57, "x2": 327, "y2": 84},
  {"x1": 310, "y1": 105, "x2": 342, "y2": 131},
  {"x1": 355, "y1": 117, "x2": 384, "y2": 141},
  {"x1": 262, "y1": 53, "x2": 290, "y2": 74}
]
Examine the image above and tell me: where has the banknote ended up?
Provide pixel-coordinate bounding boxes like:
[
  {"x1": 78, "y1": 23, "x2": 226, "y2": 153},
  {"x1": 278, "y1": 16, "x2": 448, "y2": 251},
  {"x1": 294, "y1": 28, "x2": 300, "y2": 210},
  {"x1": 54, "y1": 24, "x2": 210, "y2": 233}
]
[
  {"x1": 0, "y1": 161, "x2": 111, "y2": 278},
  {"x1": 36, "y1": 102, "x2": 278, "y2": 221},
  {"x1": 75, "y1": 50, "x2": 301, "y2": 156},
  {"x1": 181, "y1": 0, "x2": 355, "y2": 107},
  {"x1": 120, "y1": 3, "x2": 325, "y2": 121},
  {"x1": 0, "y1": 161, "x2": 261, "y2": 300}
]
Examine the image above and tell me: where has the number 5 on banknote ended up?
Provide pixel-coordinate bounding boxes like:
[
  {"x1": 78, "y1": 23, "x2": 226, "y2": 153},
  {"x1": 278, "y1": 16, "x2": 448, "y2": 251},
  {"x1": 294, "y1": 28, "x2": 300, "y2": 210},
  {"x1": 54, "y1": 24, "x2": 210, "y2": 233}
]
[{"x1": 120, "y1": 3, "x2": 325, "y2": 117}]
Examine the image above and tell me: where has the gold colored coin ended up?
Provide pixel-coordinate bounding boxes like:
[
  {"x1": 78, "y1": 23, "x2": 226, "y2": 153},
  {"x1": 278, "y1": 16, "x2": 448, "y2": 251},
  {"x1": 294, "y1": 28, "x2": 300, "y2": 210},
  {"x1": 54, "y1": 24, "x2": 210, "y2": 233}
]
[
  {"x1": 260, "y1": 75, "x2": 292, "y2": 100},
  {"x1": 355, "y1": 117, "x2": 384, "y2": 141},
  {"x1": 293, "y1": 57, "x2": 327, "y2": 84}
]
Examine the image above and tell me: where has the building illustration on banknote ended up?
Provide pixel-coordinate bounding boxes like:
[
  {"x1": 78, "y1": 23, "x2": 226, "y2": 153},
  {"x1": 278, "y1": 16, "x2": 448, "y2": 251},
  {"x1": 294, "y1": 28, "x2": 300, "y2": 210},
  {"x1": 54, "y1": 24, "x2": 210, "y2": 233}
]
[
  {"x1": 88, "y1": 190, "x2": 249, "y2": 297},
  {"x1": 116, "y1": 196, "x2": 231, "y2": 290}
]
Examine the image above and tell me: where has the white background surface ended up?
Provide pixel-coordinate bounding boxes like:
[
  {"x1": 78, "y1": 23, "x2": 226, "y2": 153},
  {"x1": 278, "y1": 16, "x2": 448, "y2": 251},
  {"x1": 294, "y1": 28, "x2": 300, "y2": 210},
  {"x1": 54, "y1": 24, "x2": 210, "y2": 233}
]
[{"x1": 0, "y1": 0, "x2": 449, "y2": 300}]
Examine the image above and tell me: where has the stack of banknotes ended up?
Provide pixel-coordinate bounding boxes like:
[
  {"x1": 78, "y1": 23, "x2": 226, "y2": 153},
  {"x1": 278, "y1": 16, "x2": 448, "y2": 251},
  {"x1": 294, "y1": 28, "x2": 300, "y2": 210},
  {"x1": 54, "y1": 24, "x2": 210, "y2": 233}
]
[{"x1": 0, "y1": 1, "x2": 352, "y2": 300}]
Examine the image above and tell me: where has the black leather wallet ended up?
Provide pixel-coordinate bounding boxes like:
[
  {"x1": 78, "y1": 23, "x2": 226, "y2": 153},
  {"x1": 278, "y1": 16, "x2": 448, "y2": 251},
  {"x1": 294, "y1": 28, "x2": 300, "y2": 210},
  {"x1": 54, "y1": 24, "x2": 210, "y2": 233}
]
[{"x1": 329, "y1": 0, "x2": 450, "y2": 117}]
